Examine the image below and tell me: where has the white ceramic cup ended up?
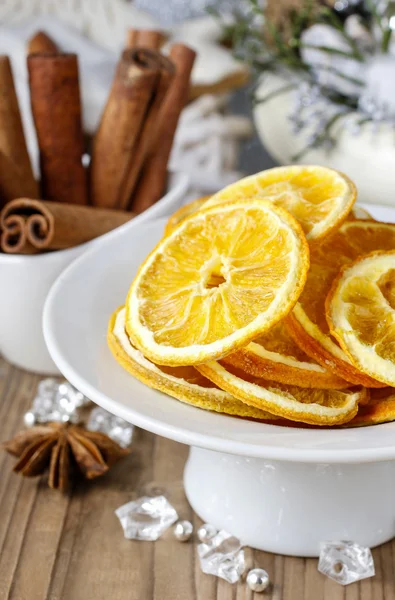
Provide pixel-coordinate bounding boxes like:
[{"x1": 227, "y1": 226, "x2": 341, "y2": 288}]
[{"x1": 0, "y1": 172, "x2": 189, "y2": 374}]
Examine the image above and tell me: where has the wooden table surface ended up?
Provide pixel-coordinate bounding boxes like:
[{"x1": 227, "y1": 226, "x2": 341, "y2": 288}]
[{"x1": 1, "y1": 357, "x2": 395, "y2": 600}]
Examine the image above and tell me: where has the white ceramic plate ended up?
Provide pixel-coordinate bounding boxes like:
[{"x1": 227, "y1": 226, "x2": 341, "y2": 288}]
[{"x1": 44, "y1": 203, "x2": 395, "y2": 464}]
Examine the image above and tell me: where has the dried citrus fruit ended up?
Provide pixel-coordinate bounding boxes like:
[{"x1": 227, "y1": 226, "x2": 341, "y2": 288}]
[
  {"x1": 165, "y1": 196, "x2": 210, "y2": 234},
  {"x1": 196, "y1": 360, "x2": 364, "y2": 425},
  {"x1": 222, "y1": 321, "x2": 349, "y2": 389},
  {"x1": 349, "y1": 387, "x2": 395, "y2": 426},
  {"x1": 326, "y1": 251, "x2": 395, "y2": 387},
  {"x1": 287, "y1": 313, "x2": 382, "y2": 388},
  {"x1": 288, "y1": 220, "x2": 395, "y2": 387},
  {"x1": 108, "y1": 307, "x2": 275, "y2": 420},
  {"x1": 126, "y1": 199, "x2": 309, "y2": 366},
  {"x1": 204, "y1": 165, "x2": 356, "y2": 242}
]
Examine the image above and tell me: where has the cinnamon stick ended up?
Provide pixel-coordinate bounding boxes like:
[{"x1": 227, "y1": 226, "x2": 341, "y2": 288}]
[
  {"x1": 117, "y1": 54, "x2": 175, "y2": 210},
  {"x1": 0, "y1": 198, "x2": 134, "y2": 254},
  {"x1": 28, "y1": 53, "x2": 88, "y2": 205},
  {"x1": 126, "y1": 29, "x2": 167, "y2": 50},
  {"x1": 0, "y1": 150, "x2": 32, "y2": 208},
  {"x1": 131, "y1": 44, "x2": 196, "y2": 214},
  {"x1": 0, "y1": 56, "x2": 38, "y2": 207},
  {"x1": 27, "y1": 31, "x2": 58, "y2": 54},
  {"x1": 90, "y1": 49, "x2": 162, "y2": 209},
  {"x1": 126, "y1": 29, "x2": 139, "y2": 49},
  {"x1": 0, "y1": 213, "x2": 36, "y2": 254}
]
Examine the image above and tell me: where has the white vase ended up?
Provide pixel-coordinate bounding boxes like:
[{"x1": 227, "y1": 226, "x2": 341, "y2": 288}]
[{"x1": 253, "y1": 73, "x2": 395, "y2": 207}]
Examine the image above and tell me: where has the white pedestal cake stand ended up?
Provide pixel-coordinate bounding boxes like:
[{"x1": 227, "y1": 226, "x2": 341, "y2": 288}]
[{"x1": 44, "y1": 207, "x2": 395, "y2": 558}]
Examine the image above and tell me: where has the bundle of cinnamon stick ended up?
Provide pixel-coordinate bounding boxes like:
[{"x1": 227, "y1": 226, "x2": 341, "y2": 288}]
[
  {"x1": 91, "y1": 32, "x2": 196, "y2": 212},
  {"x1": 0, "y1": 28, "x2": 196, "y2": 254}
]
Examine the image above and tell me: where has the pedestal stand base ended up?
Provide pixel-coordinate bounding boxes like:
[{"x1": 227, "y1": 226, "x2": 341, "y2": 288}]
[{"x1": 184, "y1": 447, "x2": 395, "y2": 557}]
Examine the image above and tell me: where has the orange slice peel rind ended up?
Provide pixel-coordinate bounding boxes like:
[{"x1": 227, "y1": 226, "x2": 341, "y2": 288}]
[
  {"x1": 348, "y1": 387, "x2": 395, "y2": 427},
  {"x1": 108, "y1": 307, "x2": 276, "y2": 420},
  {"x1": 223, "y1": 322, "x2": 350, "y2": 389},
  {"x1": 165, "y1": 195, "x2": 210, "y2": 234},
  {"x1": 196, "y1": 360, "x2": 365, "y2": 426},
  {"x1": 203, "y1": 165, "x2": 356, "y2": 242},
  {"x1": 289, "y1": 220, "x2": 395, "y2": 387},
  {"x1": 326, "y1": 250, "x2": 395, "y2": 387}
]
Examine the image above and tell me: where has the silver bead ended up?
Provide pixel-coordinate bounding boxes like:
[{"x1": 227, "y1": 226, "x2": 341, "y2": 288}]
[
  {"x1": 197, "y1": 523, "x2": 217, "y2": 543},
  {"x1": 23, "y1": 411, "x2": 36, "y2": 427},
  {"x1": 174, "y1": 520, "x2": 193, "y2": 542},
  {"x1": 247, "y1": 568, "x2": 270, "y2": 593}
]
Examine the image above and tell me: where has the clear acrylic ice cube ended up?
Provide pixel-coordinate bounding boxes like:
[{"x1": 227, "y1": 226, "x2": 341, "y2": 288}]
[
  {"x1": 115, "y1": 496, "x2": 178, "y2": 541},
  {"x1": 37, "y1": 378, "x2": 59, "y2": 398},
  {"x1": 198, "y1": 530, "x2": 245, "y2": 584},
  {"x1": 87, "y1": 407, "x2": 134, "y2": 448},
  {"x1": 318, "y1": 541, "x2": 375, "y2": 585},
  {"x1": 56, "y1": 382, "x2": 89, "y2": 408},
  {"x1": 28, "y1": 378, "x2": 88, "y2": 424}
]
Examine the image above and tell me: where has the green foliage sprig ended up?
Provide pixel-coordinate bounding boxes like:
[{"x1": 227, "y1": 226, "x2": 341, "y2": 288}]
[{"x1": 210, "y1": 0, "x2": 394, "y2": 156}]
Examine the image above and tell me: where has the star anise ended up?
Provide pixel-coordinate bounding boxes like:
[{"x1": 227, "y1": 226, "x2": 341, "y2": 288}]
[{"x1": 2, "y1": 422, "x2": 130, "y2": 492}]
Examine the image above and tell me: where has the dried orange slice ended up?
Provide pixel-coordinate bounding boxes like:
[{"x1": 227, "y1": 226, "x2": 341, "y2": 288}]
[
  {"x1": 166, "y1": 192, "x2": 367, "y2": 237},
  {"x1": 288, "y1": 220, "x2": 395, "y2": 387},
  {"x1": 326, "y1": 251, "x2": 395, "y2": 387},
  {"x1": 166, "y1": 195, "x2": 367, "y2": 238},
  {"x1": 222, "y1": 321, "x2": 349, "y2": 389},
  {"x1": 108, "y1": 307, "x2": 274, "y2": 420},
  {"x1": 349, "y1": 387, "x2": 395, "y2": 426},
  {"x1": 204, "y1": 165, "x2": 356, "y2": 242},
  {"x1": 126, "y1": 199, "x2": 309, "y2": 366},
  {"x1": 196, "y1": 360, "x2": 365, "y2": 425},
  {"x1": 165, "y1": 196, "x2": 210, "y2": 234}
]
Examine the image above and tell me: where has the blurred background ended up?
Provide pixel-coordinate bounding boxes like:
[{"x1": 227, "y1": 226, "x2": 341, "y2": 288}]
[{"x1": 1, "y1": 0, "x2": 395, "y2": 204}]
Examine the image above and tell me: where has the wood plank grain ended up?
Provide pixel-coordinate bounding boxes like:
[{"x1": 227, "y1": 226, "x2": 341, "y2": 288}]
[
  {"x1": 0, "y1": 479, "x2": 39, "y2": 599},
  {"x1": 0, "y1": 365, "x2": 41, "y2": 600},
  {"x1": 283, "y1": 557, "x2": 306, "y2": 600},
  {"x1": 0, "y1": 365, "x2": 26, "y2": 548},
  {"x1": 57, "y1": 428, "x2": 157, "y2": 600},
  {"x1": 151, "y1": 436, "x2": 194, "y2": 600},
  {"x1": 8, "y1": 481, "x2": 70, "y2": 600},
  {"x1": 304, "y1": 555, "x2": 325, "y2": 600},
  {"x1": 1, "y1": 357, "x2": 395, "y2": 600},
  {"x1": 193, "y1": 510, "x2": 217, "y2": 600},
  {"x1": 45, "y1": 492, "x2": 84, "y2": 600}
]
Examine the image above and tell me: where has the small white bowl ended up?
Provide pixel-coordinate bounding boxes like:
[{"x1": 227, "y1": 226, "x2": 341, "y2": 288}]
[{"x1": 0, "y1": 172, "x2": 189, "y2": 374}]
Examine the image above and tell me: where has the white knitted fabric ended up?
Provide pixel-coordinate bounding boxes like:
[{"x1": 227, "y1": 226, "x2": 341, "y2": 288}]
[{"x1": 0, "y1": 0, "x2": 156, "y2": 50}]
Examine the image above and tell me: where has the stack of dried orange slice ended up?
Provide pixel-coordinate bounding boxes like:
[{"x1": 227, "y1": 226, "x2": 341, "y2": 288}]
[{"x1": 108, "y1": 165, "x2": 395, "y2": 428}]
